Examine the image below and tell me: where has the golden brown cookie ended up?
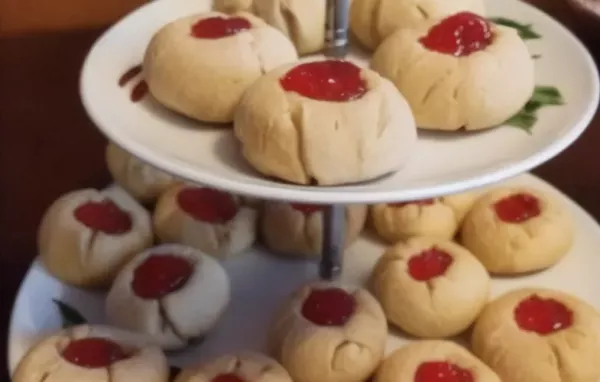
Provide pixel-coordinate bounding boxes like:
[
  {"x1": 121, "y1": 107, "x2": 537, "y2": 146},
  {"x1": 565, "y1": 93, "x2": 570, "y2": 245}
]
[
  {"x1": 175, "y1": 352, "x2": 292, "y2": 382},
  {"x1": 106, "y1": 244, "x2": 231, "y2": 350},
  {"x1": 350, "y1": 0, "x2": 485, "y2": 50},
  {"x1": 370, "y1": 192, "x2": 479, "y2": 243},
  {"x1": 371, "y1": 13, "x2": 534, "y2": 131},
  {"x1": 260, "y1": 202, "x2": 367, "y2": 258},
  {"x1": 38, "y1": 189, "x2": 153, "y2": 288},
  {"x1": 234, "y1": 59, "x2": 417, "y2": 185},
  {"x1": 375, "y1": 340, "x2": 500, "y2": 382},
  {"x1": 269, "y1": 281, "x2": 387, "y2": 382},
  {"x1": 370, "y1": 237, "x2": 490, "y2": 338},
  {"x1": 105, "y1": 143, "x2": 177, "y2": 203},
  {"x1": 154, "y1": 184, "x2": 257, "y2": 259},
  {"x1": 460, "y1": 186, "x2": 573, "y2": 274},
  {"x1": 144, "y1": 11, "x2": 297, "y2": 123},
  {"x1": 471, "y1": 288, "x2": 600, "y2": 382},
  {"x1": 13, "y1": 325, "x2": 168, "y2": 382}
]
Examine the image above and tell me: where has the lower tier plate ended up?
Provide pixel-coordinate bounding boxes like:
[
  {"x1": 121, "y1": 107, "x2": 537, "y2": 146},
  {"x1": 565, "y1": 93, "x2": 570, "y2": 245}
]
[{"x1": 8, "y1": 172, "x2": 600, "y2": 374}]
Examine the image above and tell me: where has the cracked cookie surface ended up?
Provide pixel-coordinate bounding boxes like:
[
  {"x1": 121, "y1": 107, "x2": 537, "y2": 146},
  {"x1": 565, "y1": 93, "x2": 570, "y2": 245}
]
[
  {"x1": 268, "y1": 281, "x2": 387, "y2": 382},
  {"x1": 143, "y1": 11, "x2": 297, "y2": 123},
  {"x1": 106, "y1": 244, "x2": 231, "y2": 350},
  {"x1": 38, "y1": 189, "x2": 152, "y2": 288}
]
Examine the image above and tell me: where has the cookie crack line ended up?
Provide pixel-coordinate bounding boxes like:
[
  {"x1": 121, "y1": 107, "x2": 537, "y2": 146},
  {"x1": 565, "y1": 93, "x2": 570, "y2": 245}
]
[
  {"x1": 39, "y1": 372, "x2": 50, "y2": 382},
  {"x1": 82, "y1": 228, "x2": 100, "y2": 269},
  {"x1": 227, "y1": 356, "x2": 242, "y2": 373},
  {"x1": 376, "y1": 94, "x2": 389, "y2": 139},
  {"x1": 370, "y1": 0, "x2": 384, "y2": 47},
  {"x1": 106, "y1": 361, "x2": 115, "y2": 382},
  {"x1": 249, "y1": 34, "x2": 267, "y2": 75},
  {"x1": 415, "y1": 5, "x2": 429, "y2": 20},
  {"x1": 331, "y1": 339, "x2": 367, "y2": 372},
  {"x1": 158, "y1": 299, "x2": 187, "y2": 345},
  {"x1": 420, "y1": 68, "x2": 454, "y2": 107},
  {"x1": 548, "y1": 341, "x2": 567, "y2": 381},
  {"x1": 288, "y1": 100, "x2": 313, "y2": 184}
]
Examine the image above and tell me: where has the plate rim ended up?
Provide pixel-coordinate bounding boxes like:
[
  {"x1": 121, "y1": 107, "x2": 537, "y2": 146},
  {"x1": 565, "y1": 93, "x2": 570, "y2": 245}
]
[{"x1": 79, "y1": 0, "x2": 600, "y2": 204}]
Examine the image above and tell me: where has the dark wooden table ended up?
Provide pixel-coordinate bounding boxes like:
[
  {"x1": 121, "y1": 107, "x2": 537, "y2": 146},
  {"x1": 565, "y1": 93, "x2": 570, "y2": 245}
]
[{"x1": 0, "y1": 0, "x2": 599, "y2": 379}]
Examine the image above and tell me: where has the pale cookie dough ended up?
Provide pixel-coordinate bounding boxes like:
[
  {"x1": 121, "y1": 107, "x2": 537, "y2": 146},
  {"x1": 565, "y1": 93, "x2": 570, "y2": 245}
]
[
  {"x1": 105, "y1": 142, "x2": 177, "y2": 203},
  {"x1": 269, "y1": 281, "x2": 387, "y2": 382},
  {"x1": 351, "y1": 0, "x2": 485, "y2": 50},
  {"x1": 234, "y1": 59, "x2": 417, "y2": 185},
  {"x1": 144, "y1": 11, "x2": 297, "y2": 123},
  {"x1": 460, "y1": 186, "x2": 573, "y2": 274},
  {"x1": 154, "y1": 184, "x2": 257, "y2": 259},
  {"x1": 38, "y1": 189, "x2": 152, "y2": 288},
  {"x1": 370, "y1": 237, "x2": 489, "y2": 338},
  {"x1": 13, "y1": 325, "x2": 169, "y2": 382},
  {"x1": 471, "y1": 288, "x2": 600, "y2": 382},
  {"x1": 260, "y1": 202, "x2": 367, "y2": 258},
  {"x1": 370, "y1": 192, "x2": 479, "y2": 243},
  {"x1": 175, "y1": 352, "x2": 292, "y2": 382},
  {"x1": 371, "y1": 13, "x2": 535, "y2": 131},
  {"x1": 214, "y1": 0, "x2": 326, "y2": 55},
  {"x1": 106, "y1": 244, "x2": 231, "y2": 350},
  {"x1": 375, "y1": 340, "x2": 500, "y2": 382}
]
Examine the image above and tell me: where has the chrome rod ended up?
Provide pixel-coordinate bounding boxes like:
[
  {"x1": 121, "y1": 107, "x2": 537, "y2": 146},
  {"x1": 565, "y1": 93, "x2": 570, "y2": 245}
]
[
  {"x1": 319, "y1": 204, "x2": 346, "y2": 280},
  {"x1": 325, "y1": 0, "x2": 350, "y2": 57}
]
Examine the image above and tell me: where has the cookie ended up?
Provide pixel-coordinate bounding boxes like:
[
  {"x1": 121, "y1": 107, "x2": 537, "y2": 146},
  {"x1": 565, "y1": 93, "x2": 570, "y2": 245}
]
[
  {"x1": 371, "y1": 12, "x2": 534, "y2": 131},
  {"x1": 471, "y1": 288, "x2": 600, "y2": 382},
  {"x1": 38, "y1": 189, "x2": 152, "y2": 288},
  {"x1": 260, "y1": 202, "x2": 367, "y2": 258},
  {"x1": 269, "y1": 281, "x2": 387, "y2": 382},
  {"x1": 144, "y1": 11, "x2": 297, "y2": 123},
  {"x1": 234, "y1": 59, "x2": 417, "y2": 185},
  {"x1": 154, "y1": 184, "x2": 257, "y2": 259},
  {"x1": 106, "y1": 244, "x2": 230, "y2": 350},
  {"x1": 460, "y1": 186, "x2": 573, "y2": 274},
  {"x1": 370, "y1": 237, "x2": 490, "y2": 337}
]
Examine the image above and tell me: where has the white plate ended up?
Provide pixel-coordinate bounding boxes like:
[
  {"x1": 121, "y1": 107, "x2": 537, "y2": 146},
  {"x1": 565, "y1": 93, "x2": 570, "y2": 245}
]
[
  {"x1": 80, "y1": 0, "x2": 599, "y2": 204},
  {"x1": 9, "y1": 172, "x2": 600, "y2": 375}
]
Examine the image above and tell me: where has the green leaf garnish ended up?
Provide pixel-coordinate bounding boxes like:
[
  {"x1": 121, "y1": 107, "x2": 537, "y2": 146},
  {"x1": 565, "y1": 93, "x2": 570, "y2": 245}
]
[
  {"x1": 53, "y1": 299, "x2": 87, "y2": 328},
  {"x1": 490, "y1": 17, "x2": 541, "y2": 40},
  {"x1": 503, "y1": 85, "x2": 564, "y2": 133}
]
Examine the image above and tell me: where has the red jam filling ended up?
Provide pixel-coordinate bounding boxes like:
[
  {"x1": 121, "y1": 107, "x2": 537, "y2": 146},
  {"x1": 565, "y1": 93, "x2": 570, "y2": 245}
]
[
  {"x1": 279, "y1": 60, "x2": 367, "y2": 102},
  {"x1": 73, "y1": 200, "x2": 132, "y2": 235},
  {"x1": 301, "y1": 288, "x2": 356, "y2": 326},
  {"x1": 514, "y1": 295, "x2": 573, "y2": 335},
  {"x1": 419, "y1": 12, "x2": 493, "y2": 56},
  {"x1": 211, "y1": 374, "x2": 246, "y2": 382},
  {"x1": 177, "y1": 187, "x2": 238, "y2": 224},
  {"x1": 62, "y1": 338, "x2": 128, "y2": 368},
  {"x1": 291, "y1": 203, "x2": 324, "y2": 215},
  {"x1": 408, "y1": 248, "x2": 453, "y2": 281},
  {"x1": 494, "y1": 193, "x2": 541, "y2": 223},
  {"x1": 415, "y1": 362, "x2": 474, "y2": 382},
  {"x1": 191, "y1": 16, "x2": 251, "y2": 39},
  {"x1": 390, "y1": 199, "x2": 436, "y2": 208},
  {"x1": 132, "y1": 254, "x2": 194, "y2": 300}
]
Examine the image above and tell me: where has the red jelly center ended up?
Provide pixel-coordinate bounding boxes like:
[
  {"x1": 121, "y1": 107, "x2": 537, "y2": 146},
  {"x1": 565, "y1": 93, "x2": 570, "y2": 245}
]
[
  {"x1": 419, "y1": 12, "x2": 493, "y2": 56},
  {"x1": 415, "y1": 362, "x2": 474, "y2": 382},
  {"x1": 73, "y1": 200, "x2": 132, "y2": 235},
  {"x1": 62, "y1": 338, "x2": 127, "y2": 368},
  {"x1": 514, "y1": 295, "x2": 573, "y2": 335},
  {"x1": 301, "y1": 287, "x2": 356, "y2": 326},
  {"x1": 279, "y1": 60, "x2": 367, "y2": 102},
  {"x1": 291, "y1": 203, "x2": 324, "y2": 215},
  {"x1": 390, "y1": 199, "x2": 435, "y2": 208},
  {"x1": 408, "y1": 248, "x2": 453, "y2": 282},
  {"x1": 132, "y1": 254, "x2": 194, "y2": 300},
  {"x1": 191, "y1": 16, "x2": 251, "y2": 39},
  {"x1": 177, "y1": 187, "x2": 238, "y2": 224},
  {"x1": 494, "y1": 193, "x2": 541, "y2": 223},
  {"x1": 211, "y1": 374, "x2": 246, "y2": 382}
]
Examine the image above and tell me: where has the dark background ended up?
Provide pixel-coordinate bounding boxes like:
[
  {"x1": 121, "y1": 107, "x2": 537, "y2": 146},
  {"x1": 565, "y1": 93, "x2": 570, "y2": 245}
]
[{"x1": 1, "y1": 0, "x2": 599, "y2": 380}]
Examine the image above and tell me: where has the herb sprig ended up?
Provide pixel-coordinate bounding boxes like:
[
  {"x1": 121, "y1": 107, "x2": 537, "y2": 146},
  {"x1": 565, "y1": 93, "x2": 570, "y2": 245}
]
[
  {"x1": 490, "y1": 17, "x2": 541, "y2": 40},
  {"x1": 504, "y1": 86, "x2": 564, "y2": 133}
]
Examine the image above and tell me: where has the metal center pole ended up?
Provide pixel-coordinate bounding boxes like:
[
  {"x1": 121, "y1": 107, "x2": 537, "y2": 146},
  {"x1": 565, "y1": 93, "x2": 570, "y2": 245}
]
[
  {"x1": 325, "y1": 0, "x2": 350, "y2": 58},
  {"x1": 319, "y1": 205, "x2": 346, "y2": 280}
]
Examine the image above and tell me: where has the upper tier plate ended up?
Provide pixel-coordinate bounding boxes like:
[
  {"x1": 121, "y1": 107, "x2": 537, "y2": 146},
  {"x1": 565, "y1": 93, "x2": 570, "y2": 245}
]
[{"x1": 80, "y1": 0, "x2": 599, "y2": 204}]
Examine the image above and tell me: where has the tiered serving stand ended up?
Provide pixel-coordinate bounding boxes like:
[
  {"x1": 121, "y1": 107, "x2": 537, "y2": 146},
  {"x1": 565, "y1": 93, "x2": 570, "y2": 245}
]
[{"x1": 8, "y1": 0, "x2": 600, "y2": 376}]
